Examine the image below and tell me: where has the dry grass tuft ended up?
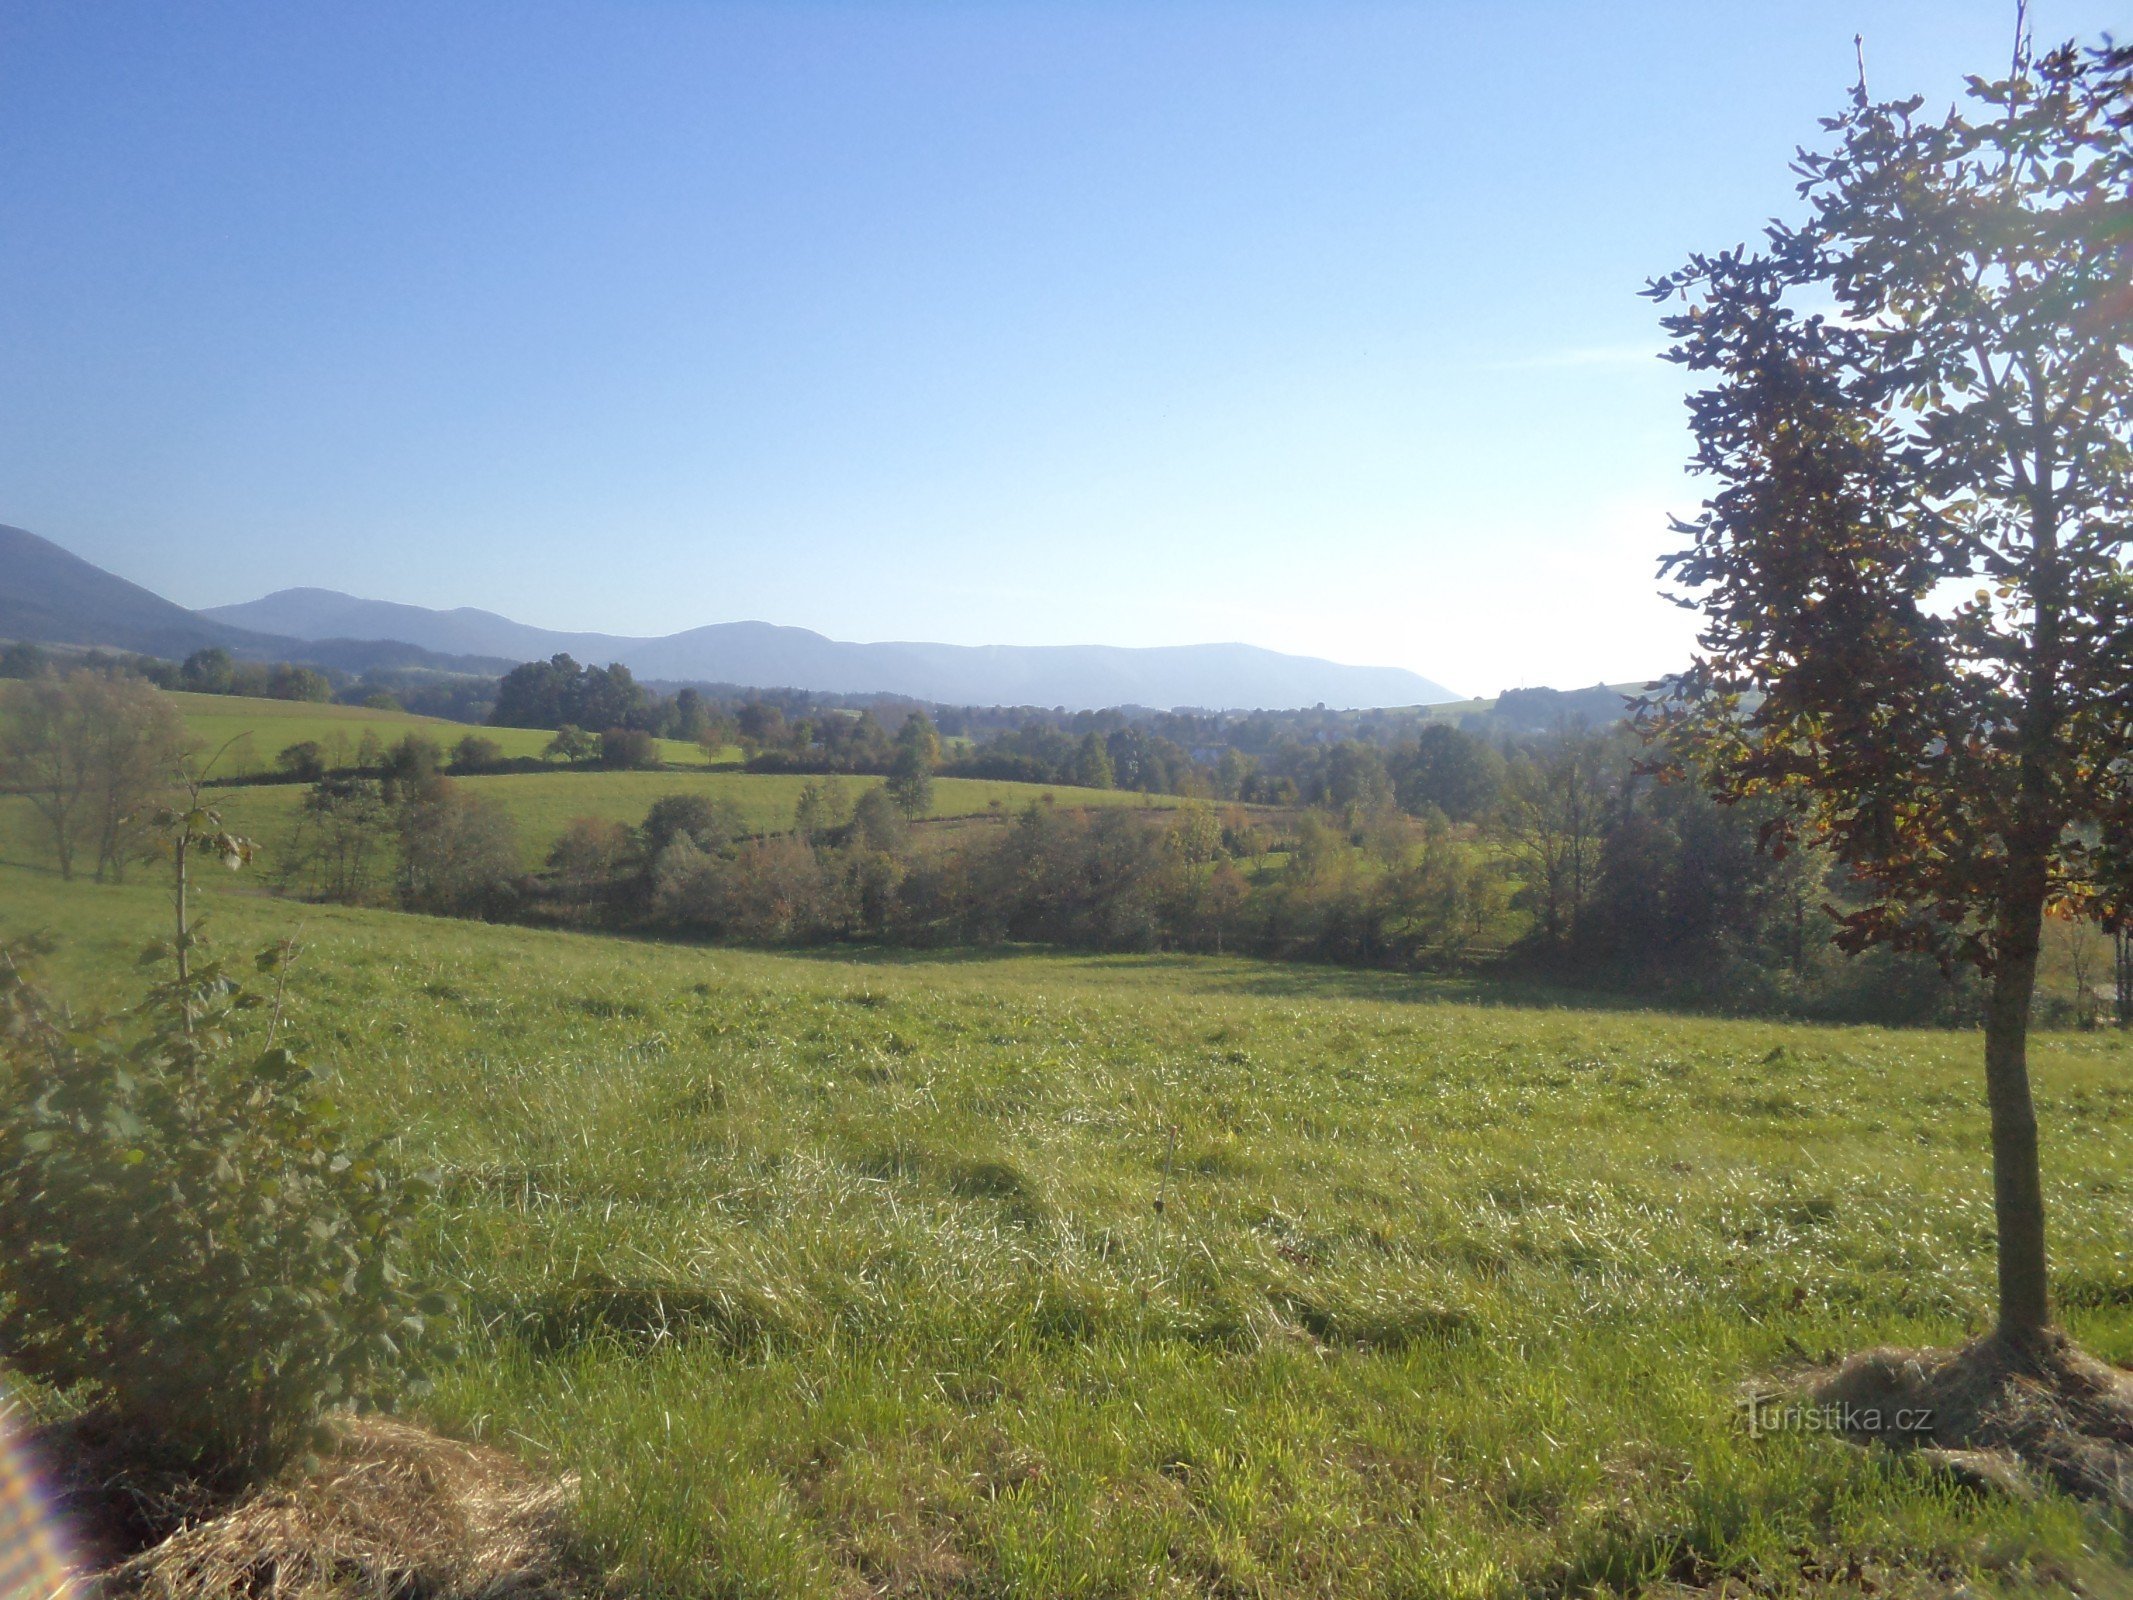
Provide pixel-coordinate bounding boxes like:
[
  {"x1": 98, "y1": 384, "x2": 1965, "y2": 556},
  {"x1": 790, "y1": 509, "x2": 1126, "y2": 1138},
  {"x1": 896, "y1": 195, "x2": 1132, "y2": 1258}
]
[
  {"x1": 58, "y1": 1416, "x2": 584, "y2": 1600},
  {"x1": 1812, "y1": 1331, "x2": 2133, "y2": 1510}
]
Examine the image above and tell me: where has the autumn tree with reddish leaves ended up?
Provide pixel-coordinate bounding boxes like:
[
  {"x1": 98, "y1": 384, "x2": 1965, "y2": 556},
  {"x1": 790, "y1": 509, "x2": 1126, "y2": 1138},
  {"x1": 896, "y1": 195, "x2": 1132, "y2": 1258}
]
[{"x1": 1645, "y1": 38, "x2": 2131, "y2": 1344}]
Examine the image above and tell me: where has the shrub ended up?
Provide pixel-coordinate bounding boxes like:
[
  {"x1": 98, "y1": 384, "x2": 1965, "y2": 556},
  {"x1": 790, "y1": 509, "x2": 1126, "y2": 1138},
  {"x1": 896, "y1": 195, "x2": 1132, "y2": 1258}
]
[
  {"x1": 0, "y1": 917, "x2": 442, "y2": 1483},
  {"x1": 397, "y1": 784, "x2": 522, "y2": 917},
  {"x1": 379, "y1": 734, "x2": 445, "y2": 802},
  {"x1": 450, "y1": 733, "x2": 506, "y2": 773},
  {"x1": 599, "y1": 726, "x2": 658, "y2": 770},
  {"x1": 543, "y1": 723, "x2": 598, "y2": 764},
  {"x1": 641, "y1": 793, "x2": 744, "y2": 857},
  {"x1": 547, "y1": 815, "x2": 634, "y2": 904},
  {"x1": 276, "y1": 739, "x2": 327, "y2": 782}
]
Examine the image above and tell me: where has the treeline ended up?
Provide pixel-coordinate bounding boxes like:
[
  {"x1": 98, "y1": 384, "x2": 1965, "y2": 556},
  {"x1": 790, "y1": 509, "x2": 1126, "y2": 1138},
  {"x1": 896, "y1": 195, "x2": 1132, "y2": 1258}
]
[
  {"x1": 6, "y1": 664, "x2": 2110, "y2": 1024},
  {"x1": 261, "y1": 722, "x2": 2009, "y2": 1023},
  {"x1": 0, "y1": 640, "x2": 496, "y2": 721},
  {"x1": 491, "y1": 654, "x2": 724, "y2": 745},
  {"x1": 2, "y1": 642, "x2": 332, "y2": 703},
  {"x1": 278, "y1": 747, "x2": 524, "y2": 918},
  {"x1": 639, "y1": 796, "x2": 1508, "y2": 971},
  {"x1": 0, "y1": 669, "x2": 528, "y2": 915},
  {"x1": 481, "y1": 655, "x2": 1644, "y2": 814}
]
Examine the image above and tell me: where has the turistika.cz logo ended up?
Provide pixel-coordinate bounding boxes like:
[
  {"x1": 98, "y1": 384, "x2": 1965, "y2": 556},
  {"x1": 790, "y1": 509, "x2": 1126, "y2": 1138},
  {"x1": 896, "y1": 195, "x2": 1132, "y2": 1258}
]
[{"x1": 1735, "y1": 1397, "x2": 1933, "y2": 1440}]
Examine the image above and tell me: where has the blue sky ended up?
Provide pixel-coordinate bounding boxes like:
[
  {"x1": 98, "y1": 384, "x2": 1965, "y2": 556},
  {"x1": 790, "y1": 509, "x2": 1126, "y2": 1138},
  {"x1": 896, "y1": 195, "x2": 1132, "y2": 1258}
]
[{"x1": 1, "y1": 2, "x2": 2116, "y2": 694}]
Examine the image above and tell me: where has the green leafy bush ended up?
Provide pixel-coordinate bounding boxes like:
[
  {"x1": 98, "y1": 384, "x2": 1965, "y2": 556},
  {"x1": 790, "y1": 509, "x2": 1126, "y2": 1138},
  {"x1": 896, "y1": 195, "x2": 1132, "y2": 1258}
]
[{"x1": 0, "y1": 930, "x2": 444, "y2": 1483}]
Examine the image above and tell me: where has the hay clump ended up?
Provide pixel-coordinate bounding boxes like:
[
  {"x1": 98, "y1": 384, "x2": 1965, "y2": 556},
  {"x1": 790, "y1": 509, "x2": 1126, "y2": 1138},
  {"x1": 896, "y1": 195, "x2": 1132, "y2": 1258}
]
[
  {"x1": 1809, "y1": 1330, "x2": 2133, "y2": 1510},
  {"x1": 46, "y1": 1414, "x2": 584, "y2": 1600}
]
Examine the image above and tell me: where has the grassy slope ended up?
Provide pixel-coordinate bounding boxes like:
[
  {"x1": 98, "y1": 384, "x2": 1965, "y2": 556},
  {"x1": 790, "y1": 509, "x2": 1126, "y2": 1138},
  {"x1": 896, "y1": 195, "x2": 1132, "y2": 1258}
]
[
  {"x1": 2, "y1": 690, "x2": 1180, "y2": 870},
  {"x1": 167, "y1": 691, "x2": 717, "y2": 771},
  {"x1": 173, "y1": 771, "x2": 1176, "y2": 869},
  {"x1": 6, "y1": 863, "x2": 2127, "y2": 1597}
]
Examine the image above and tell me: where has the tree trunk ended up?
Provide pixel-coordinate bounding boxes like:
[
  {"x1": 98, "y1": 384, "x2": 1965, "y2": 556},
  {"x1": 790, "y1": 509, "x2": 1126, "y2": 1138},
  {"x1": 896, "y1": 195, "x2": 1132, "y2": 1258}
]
[
  {"x1": 2115, "y1": 926, "x2": 2131, "y2": 1029},
  {"x1": 1982, "y1": 873, "x2": 2051, "y2": 1343}
]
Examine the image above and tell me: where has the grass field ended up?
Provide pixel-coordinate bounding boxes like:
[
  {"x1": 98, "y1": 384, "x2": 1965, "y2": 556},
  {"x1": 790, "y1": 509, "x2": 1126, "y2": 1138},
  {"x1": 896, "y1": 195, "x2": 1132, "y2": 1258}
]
[
  {"x1": 163, "y1": 691, "x2": 721, "y2": 772},
  {"x1": 5, "y1": 861, "x2": 2128, "y2": 1597},
  {"x1": 1, "y1": 688, "x2": 1188, "y2": 874},
  {"x1": 0, "y1": 770, "x2": 1185, "y2": 874}
]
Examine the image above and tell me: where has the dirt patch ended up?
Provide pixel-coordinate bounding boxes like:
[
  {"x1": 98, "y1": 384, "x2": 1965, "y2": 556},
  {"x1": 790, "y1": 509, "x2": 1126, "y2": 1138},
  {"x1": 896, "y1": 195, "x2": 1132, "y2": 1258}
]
[
  {"x1": 35, "y1": 1413, "x2": 586, "y2": 1600},
  {"x1": 1805, "y1": 1330, "x2": 2133, "y2": 1509}
]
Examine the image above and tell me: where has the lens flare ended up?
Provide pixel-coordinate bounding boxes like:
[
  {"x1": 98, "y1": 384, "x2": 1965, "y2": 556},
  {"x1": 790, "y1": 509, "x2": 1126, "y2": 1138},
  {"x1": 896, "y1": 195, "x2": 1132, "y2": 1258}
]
[{"x1": 0, "y1": 1396, "x2": 81, "y2": 1600}]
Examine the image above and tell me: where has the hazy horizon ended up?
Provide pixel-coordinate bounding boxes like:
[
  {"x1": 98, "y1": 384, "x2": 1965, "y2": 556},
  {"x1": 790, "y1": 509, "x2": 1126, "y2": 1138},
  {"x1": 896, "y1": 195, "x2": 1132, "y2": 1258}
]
[{"x1": 3, "y1": 1, "x2": 2115, "y2": 692}]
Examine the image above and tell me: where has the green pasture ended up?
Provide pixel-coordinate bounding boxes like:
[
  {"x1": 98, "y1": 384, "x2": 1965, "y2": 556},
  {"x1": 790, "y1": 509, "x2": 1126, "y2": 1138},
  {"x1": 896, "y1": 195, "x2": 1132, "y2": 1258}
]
[
  {"x1": 4, "y1": 862, "x2": 2127, "y2": 1597},
  {"x1": 162, "y1": 691, "x2": 719, "y2": 772},
  {"x1": 0, "y1": 769, "x2": 1184, "y2": 875}
]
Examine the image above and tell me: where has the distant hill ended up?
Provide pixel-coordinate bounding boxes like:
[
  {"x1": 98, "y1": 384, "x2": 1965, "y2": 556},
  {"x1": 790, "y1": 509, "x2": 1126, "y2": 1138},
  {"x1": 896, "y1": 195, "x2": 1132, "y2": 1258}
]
[
  {"x1": 1, "y1": 523, "x2": 1461, "y2": 709},
  {"x1": 0, "y1": 524, "x2": 511, "y2": 675},
  {"x1": 0, "y1": 522, "x2": 266, "y2": 661},
  {"x1": 204, "y1": 589, "x2": 1462, "y2": 711},
  {"x1": 1421, "y1": 681, "x2": 1648, "y2": 731}
]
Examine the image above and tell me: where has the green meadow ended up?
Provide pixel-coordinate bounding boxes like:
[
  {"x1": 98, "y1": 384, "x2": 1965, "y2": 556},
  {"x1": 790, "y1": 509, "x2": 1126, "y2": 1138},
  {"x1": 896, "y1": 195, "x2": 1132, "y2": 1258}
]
[
  {"x1": 0, "y1": 691, "x2": 1186, "y2": 871},
  {"x1": 5, "y1": 859, "x2": 2128, "y2": 1598},
  {"x1": 0, "y1": 771, "x2": 1177, "y2": 873},
  {"x1": 164, "y1": 691, "x2": 720, "y2": 772}
]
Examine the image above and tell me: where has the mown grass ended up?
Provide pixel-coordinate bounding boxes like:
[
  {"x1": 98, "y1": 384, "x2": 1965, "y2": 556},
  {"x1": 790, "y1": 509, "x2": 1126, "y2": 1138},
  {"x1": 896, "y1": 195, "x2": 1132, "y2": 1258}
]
[
  {"x1": 5, "y1": 861, "x2": 2128, "y2": 1597},
  {"x1": 164, "y1": 691, "x2": 719, "y2": 772}
]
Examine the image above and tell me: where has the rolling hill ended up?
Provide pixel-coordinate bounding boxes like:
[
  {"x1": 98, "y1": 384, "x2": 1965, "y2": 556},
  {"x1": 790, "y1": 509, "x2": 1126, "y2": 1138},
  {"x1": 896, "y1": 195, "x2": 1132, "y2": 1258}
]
[
  {"x1": 0, "y1": 522, "x2": 270, "y2": 661},
  {"x1": 0, "y1": 524, "x2": 511, "y2": 675},
  {"x1": 205, "y1": 588, "x2": 1461, "y2": 710}
]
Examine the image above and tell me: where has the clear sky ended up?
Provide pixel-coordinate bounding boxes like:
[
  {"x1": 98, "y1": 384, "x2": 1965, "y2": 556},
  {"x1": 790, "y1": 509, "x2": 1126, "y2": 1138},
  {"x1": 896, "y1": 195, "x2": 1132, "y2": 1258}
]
[{"x1": 1, "y1": 2, "x2": 2116, "y2": 696}]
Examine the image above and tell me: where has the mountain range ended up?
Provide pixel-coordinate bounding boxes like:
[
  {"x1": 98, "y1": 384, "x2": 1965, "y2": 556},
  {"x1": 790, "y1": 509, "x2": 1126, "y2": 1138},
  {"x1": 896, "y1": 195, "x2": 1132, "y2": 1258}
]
[
  {"x1": 3, "y1": 524, "x2": 1460, "y2": 710},
  {"x1": 0, "y1": 524, "x2": 514, "y2": 676}
]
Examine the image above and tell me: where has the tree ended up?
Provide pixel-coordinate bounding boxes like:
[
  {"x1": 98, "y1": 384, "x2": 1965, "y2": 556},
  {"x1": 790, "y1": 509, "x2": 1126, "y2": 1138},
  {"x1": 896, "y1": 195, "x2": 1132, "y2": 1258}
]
[
  {"x1": 378, "y1": 734, "x2": 446, "y2": 804},
  {"x1": 276, "y1": 740, "x2": 327, "y2": 783},
  {"x1": 793, "y1": 778, "x2": 849, "y2": 845},
  {"x1": 544, "y1": 723, "x2": 598, "y2": 765},
  {"x1": 1071, "y1": 730, "x2": 1115, "y2": 790},
  {"x1": 1644, "y1": 40, "x2": 2132, "y2": 1343},
  {"x1": 887, "y1": 712, "x2": 939, "y2": 815},
  {"x1": 1324, "y1": 742, "x2": 1394, "y2": 818},
  {"x1": 1, "y1": 676, "x2": 95, "y2": 878},
  {"x1": 851, "y1": 784, "x2": 908, "y2": 855},
  {"x1": 285, "y1": 776, "x2": 392, "y2": 903},
  {"x1": 450, "y1": 733, "x2": 506, "y2": 772},
  {"x1": 0, "y1": 672, "x2": 189, "y2": 882},
  {"x1": 2116, "y1": 925, "x2": 2133, "y2": 1029},
  {"x1": 0, "y1": 798, "x2": 440, "y2": 1482},
  {"x1": 1391, "y1": 725, "x2": 1506, "y2": 823},
  {"x1": 667, "y1": 686, "x2": 711, "y2": 743},
  {"x1": 492, "y1": 654, "x2": 581, "y2": 728},
  {"x1": 599, "y1": 726, "x2": 659, "y2": 770},
  {"x1": 641, "y1": 792, "x2": 743, "y2": 857},
  {"x1": 263, "y1": 663, "x2": 332, "y2": 703},
  {"x1": 396, "y1": 784, "x2": 521, "y2": 917},
  {"x1": 695, "y1": 712, "x2": 736, "y2": 765},
  {"x1": 77, "y1": 674, "x2": 191, "y2": 882},
  {"x1": 178, "y1": 647, "x2": 234, "y2": 695},
  {"x1": 1498, "y1": 731, "x2": 1617, "y2": 949},
  {"x1": 547, "y1": 815, "x2": 634, "y2": 904}
]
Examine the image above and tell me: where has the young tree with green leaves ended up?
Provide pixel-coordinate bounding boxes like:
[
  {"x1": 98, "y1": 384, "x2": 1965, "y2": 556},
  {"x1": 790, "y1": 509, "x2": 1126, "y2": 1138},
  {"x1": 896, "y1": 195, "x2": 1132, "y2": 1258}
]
[
  {"x1": 0, "y1": 790, "x2": 442, "y2": 1482},
  {"x1": 1645, "y1": 38, "x2": 2131, "y2": 1344},
  {"x1": 887, "y1": 712, "x2": 940, "y2": 815}
]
